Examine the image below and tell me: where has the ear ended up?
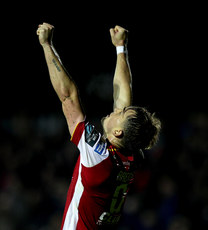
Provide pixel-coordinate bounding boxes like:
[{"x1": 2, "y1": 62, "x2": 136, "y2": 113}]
[{"x1": 113, "y1": 129, "x2": 123, "y2": 138}]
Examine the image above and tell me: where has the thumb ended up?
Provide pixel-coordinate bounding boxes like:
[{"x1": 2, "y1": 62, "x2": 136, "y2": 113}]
[{"x1": 109, "y1": 28, "x2": 115, "y2": 37}]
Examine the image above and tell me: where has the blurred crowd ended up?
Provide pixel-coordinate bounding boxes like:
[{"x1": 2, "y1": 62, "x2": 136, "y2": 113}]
[{"x1": 0, "y1": 108, "x2": 208, "y2": 230}]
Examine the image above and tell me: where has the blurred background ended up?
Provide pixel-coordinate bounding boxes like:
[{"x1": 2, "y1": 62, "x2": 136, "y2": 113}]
[{"x1": 0, "y1": 2, "x2": 207, "y2": 230}]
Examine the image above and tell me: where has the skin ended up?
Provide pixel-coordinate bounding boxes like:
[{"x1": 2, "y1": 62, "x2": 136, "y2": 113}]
[
  {"x1": 37, "y1": 23, "x2": 134, "y2": 148},
  {"x1": 101, "y1": 107, "x2": 136, "y2": 146}
]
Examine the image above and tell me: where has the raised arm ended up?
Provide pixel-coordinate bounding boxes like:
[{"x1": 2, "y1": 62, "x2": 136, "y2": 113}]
[
  {"x1": 110, "y1": 26, "x2": 132, "y2": 110},
  {"x1": 37, "y1": 23, "x2": 84, "y2": 135}
]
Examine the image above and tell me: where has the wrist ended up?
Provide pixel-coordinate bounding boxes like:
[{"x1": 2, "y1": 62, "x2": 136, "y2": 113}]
[
  {"x1": 41, "y1": 42, "x2": 51, "y2": 49},
  {"x1": 116, "y1": 45, "x2": 127, "y2": 55}
]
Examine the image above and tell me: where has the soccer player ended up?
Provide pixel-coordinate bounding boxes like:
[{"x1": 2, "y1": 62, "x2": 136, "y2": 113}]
[{"x1": 37, "y1": 23, "x2": 161, "y2": 230}]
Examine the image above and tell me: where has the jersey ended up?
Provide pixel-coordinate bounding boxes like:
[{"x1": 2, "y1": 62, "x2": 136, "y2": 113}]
[{"x1": 61, "y1": 120, "x2": 138, "y2": 230}]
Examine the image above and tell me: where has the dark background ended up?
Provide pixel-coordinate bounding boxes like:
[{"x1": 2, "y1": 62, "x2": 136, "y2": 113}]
[
  {"x1": 1, "y1": 2, "x2": 207, "y2": 116},
  {"x1": 0, "y1": 2, "x2": 207, "y2": 230}
]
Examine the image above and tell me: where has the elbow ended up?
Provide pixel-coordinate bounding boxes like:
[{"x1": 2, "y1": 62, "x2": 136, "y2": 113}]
[
  {"x1": 59, "y1": 84, "x2": 77, "y2": 102},
  {"x1": 60, "y1": 85, "x2": 70, "y2": 99}
]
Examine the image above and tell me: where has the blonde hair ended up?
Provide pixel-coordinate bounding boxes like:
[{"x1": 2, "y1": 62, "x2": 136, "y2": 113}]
[{"x1": 121, "y1": 106, "x2": 161, "y2": 151}]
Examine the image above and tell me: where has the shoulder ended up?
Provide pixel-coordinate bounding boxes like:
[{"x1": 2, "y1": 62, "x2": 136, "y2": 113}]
[{"x1": 71, "y1": 120, "x2": 110, "y2": 167}]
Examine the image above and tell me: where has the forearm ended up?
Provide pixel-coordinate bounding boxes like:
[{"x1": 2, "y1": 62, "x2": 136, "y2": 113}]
[
  {"x1": 113, "y1": 51, "x2": 132, "y2": 109},
  {"x1": 42, "y1": 43, "x2": 77, "y2": 102}
]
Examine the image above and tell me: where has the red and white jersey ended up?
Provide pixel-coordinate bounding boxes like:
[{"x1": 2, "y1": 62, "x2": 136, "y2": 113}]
[{"x1": 61, "y1": 120, "x2": 136, "y2": 230}]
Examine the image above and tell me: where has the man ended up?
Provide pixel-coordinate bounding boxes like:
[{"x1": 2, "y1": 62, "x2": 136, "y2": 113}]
[{"x1": 37, "y1": 23, "x2": 161, "y2": 230}]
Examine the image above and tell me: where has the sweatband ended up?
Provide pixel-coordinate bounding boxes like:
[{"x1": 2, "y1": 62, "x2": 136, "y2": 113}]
[{"x1": 116, "y1": 46, "x2": 127, "y2": 55}]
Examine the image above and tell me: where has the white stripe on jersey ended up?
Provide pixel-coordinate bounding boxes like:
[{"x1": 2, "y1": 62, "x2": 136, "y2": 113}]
[{"x1": 62, "y1": 160, "x2": 84, "y2": 230}]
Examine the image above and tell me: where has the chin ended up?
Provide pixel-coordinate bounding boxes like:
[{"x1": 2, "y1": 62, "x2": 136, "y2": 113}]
[
  {"x1": 101, "y1": 117, "x2": 105, "y2": 125},
  {"x1": 101, "y1": 116, "x2": 108, "y2": 125},
  {"x1": 101, "y1": 117, "x2": 107, "y2": 136}
]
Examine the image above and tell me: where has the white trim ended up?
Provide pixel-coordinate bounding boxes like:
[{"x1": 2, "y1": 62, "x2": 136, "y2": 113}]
[{"x1": 62, "y1": 161, "x2": 84, "y2": 230}]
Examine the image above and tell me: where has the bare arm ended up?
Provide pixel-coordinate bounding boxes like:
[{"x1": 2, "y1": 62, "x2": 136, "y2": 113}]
[
  {"x1": 37, "y1": 23, "x2": 84, "y2": 135},
  {"x1": 110, "y1": 26, "x2": 132, "y2": 110}
]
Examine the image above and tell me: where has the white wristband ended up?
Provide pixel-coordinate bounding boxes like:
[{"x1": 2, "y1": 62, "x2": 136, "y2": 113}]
[{"x1": 116, "y1": 46, "x2": 127, "y2": 55}]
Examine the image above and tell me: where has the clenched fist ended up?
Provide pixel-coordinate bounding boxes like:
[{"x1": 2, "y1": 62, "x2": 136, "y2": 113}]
[
  {"x1": 110, "y1": 25, "x2": 128, "y2": 47},
  {"x1": 36, "y1": 23, "x2": 54, "y2": 46}
]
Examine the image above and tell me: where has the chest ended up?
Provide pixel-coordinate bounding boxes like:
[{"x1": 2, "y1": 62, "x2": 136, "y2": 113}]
[
  {"x1": 81, "y1": 156, "x2": 114, "y2": 191},
  {"x1": 80, "y1": 155, "x2": 134, "y2": 195}
]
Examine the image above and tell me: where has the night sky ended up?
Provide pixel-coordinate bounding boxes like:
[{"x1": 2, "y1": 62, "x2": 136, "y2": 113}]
[{"x1": 1, "y1": 2, "x2": 207, "y2": 124}]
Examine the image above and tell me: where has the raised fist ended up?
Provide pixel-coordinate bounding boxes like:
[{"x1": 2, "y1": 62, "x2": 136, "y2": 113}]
[
  {"x1": 36, "y1": 23, "x2": 54, "y2": 46},
  {"x1": 110, "y1": 25, "x2": 128, "y2": 47}
]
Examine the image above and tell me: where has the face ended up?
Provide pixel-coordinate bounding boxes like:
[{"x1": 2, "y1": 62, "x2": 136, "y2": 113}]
[{"x1": 101, "y1": 106, "x2": 136, "y2": 137}]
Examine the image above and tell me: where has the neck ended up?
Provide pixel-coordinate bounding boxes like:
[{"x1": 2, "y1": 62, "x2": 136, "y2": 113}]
[
  {"x1": 107, "y1": 136, "x2": 121, "y2": 149},
  {"x1": 106, "y1": 138, "x2": 129, "y2": 155}
]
